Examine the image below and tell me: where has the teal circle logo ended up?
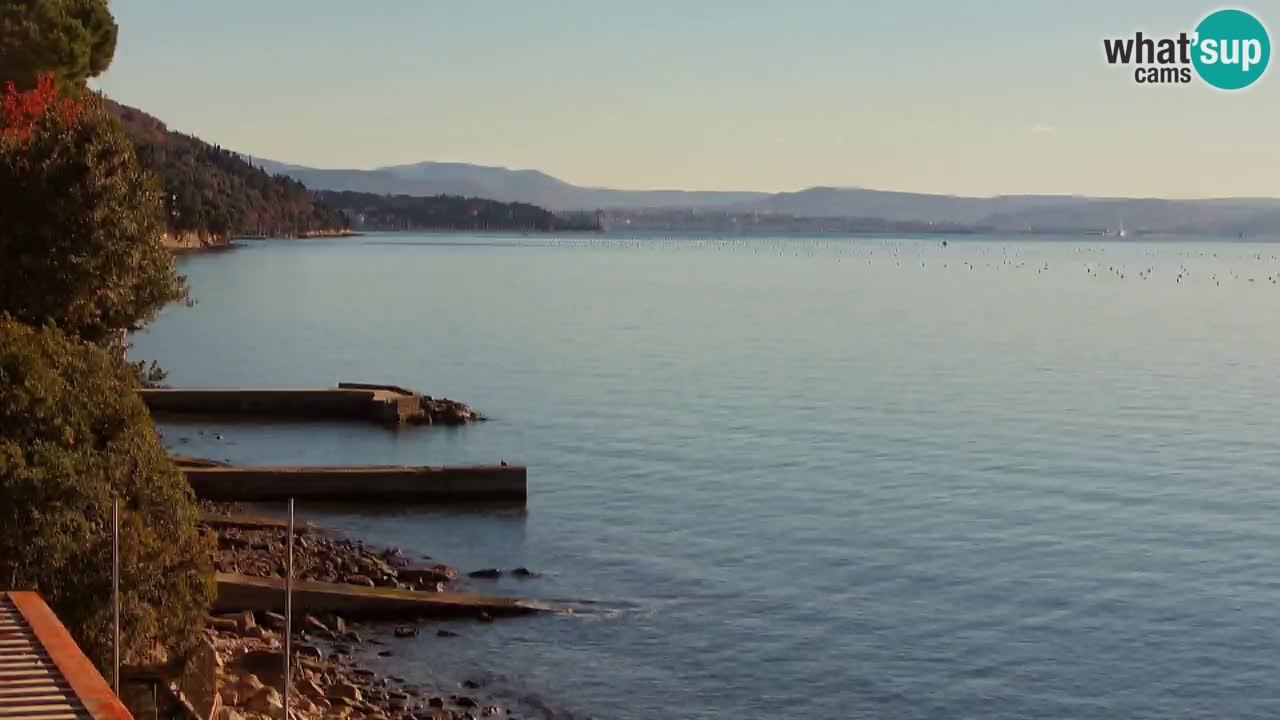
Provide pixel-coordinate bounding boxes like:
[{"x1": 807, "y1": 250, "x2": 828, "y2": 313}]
[{"x1": 1192, "y1": 9, "x2": 1270, "y2": 90}]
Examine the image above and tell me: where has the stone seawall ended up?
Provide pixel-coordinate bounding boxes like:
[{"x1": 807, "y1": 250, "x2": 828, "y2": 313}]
[
  {"x1": 213, "y1": 573, "x2": 541, "y2": 617},
  {"x1": 183, "y1": 464, "x2": 528, "y2": 503},
  {"x1": 139, "y1": 386, "x2": 420, "y2": 424}
]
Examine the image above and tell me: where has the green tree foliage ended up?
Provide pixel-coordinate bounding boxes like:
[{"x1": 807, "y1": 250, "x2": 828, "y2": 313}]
[
  {"x1": 108, "y1": 101, "x2": 349, "y2": 238},
  {"x1": 0, "y1": 0, "x2": 118, "y2": 90},
  {"x1": 0, "y1": 87, "x2": 186, "y2": 344},
  {"x1": 0, "y1": 317, "x2": 214, "y2": 669}
]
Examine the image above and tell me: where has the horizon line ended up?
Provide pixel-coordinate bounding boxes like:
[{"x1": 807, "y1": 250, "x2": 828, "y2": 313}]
[{"x1": 243, "y1": 154, "x2": 1280, "y2": 203}]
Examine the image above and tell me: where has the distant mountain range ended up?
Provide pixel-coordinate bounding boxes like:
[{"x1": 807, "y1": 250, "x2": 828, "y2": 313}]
[
  {"x1": 254, "y1": 159, "x2": 1280, "y2": 236},
  {"x1": 253, "y1": 159, "x2": 764, "y2": 213}
]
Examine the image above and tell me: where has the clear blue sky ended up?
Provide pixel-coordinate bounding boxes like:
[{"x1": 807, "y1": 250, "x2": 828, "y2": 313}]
[{"x1": 94, "y1": 1, "x2": 1278, "y2": 197}]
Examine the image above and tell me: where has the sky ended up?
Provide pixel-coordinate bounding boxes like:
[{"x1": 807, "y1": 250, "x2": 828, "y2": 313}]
[{"x1": 94, "y1": 0, "x2": 1279, "y2": 198}]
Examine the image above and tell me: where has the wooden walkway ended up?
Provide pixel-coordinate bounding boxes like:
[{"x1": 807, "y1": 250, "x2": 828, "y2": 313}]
[{"x1": 0, "y1": 592, "x2": 132, "y2": 720}]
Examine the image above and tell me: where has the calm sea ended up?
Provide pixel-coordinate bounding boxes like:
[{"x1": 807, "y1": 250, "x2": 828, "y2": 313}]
[{"x1": 132, "y1": 233, "x2": 1280, "y2": 719}]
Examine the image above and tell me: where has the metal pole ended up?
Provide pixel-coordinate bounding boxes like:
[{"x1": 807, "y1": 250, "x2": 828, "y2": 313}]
[
  {"x1": 112, "y1": 499, "x2": 120, "y2": 696},
  {"x1": 283, "y1": 498, "x2": 294, "y2": 720}
]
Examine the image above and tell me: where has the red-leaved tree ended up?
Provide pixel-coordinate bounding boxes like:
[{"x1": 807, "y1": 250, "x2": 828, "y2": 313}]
[
  {"x1": 0, "y1": 72, "x2": 185, "y2": 344},
  {"x1": 1, "y1": 73, "x2": 82, "y2": 144}
]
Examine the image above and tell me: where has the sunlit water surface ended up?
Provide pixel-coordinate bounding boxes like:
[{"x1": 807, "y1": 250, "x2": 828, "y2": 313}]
[{"x1": 132, "y1": 233, "x2": 1280, "y2": 719}]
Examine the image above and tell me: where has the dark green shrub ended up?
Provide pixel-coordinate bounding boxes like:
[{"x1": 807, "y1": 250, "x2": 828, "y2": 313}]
[{"x1": 0, "y1": 317, "x2": 213, "y2": 669}]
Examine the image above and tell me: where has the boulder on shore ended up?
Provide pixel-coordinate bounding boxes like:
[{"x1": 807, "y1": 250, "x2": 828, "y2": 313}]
[
  {"x1": 399, "y1": 565, "x2": 458, "y2": 584},
  {"x1": 409, "y1": 396, "x2": 486, "y2": 426}
]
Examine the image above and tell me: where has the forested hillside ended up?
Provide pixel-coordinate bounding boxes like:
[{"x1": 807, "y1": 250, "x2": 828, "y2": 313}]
[
  {"x1": 106, "y1": 100, "x2": 347, "y2": 239},
  {"x1": 318, "y1": 190, "x2": 602, "y2": 232}
]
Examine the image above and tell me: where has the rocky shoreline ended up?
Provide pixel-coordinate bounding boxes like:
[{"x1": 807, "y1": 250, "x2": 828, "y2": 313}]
[
  {"x1": 165, "y1": 230, "x2": 235, "y2": 253},
  {"x1": 191, "y1": 609, "x2": 506, "y2": 720},
  {"x1": 410, "y1": 396, "x2": 486, "y2": 427},
  {"x1": 297, "y1": 229, "x2": 360, "y2": 239},
  {"x1": 212, "y1": 522, "x2": 456, "y2": 590},
  {"x1": 163, "y1": 229, "x2": 361, "y2": 254},
  {"x1": 185, "y1": 507, "x2": 526, "y2": 720}
]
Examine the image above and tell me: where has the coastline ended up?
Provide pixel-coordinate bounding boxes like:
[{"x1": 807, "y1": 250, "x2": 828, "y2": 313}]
[
  {"x1": 139, "y1": 242, "x2": 557, "y2": 719},
  {"x1": 296, "y1": 229, "x2": 362, "y2": 239},
  {"x1": 164, "y1": 230, "x2": 235, "y2": 253},
  {"x1": 163, "y1": 228, "x2": 361, "y2": 254},
  {"x1": 192, "y1": 504, "x2": 527, "y2": 720}
]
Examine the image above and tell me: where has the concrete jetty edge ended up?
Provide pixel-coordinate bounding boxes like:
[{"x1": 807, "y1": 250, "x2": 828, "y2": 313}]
[
  {"x1": 140, "y1": 384, "x2": 422, "y2": 425},
  {"x1": 182, "y1": 464, "x2": 527, "y2": 503},
  {"x1": 213, "y1": 573, "x2": 544, "y2": 618}
]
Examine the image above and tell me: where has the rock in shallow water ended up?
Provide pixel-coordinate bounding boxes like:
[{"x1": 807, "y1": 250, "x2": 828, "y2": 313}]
[
  {"x1": 294, "y1": 644, "x2": 323, "y2": 659},
  {"x1": 304, "y1": 614, "x2": 331, "y2": 636},
  {"x1": 400, "y1": 564, "x2": 459, "y2": 584}
]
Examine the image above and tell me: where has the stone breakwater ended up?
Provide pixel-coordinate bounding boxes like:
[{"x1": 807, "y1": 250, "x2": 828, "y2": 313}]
[
  {"x1": 143, "y1": 385, "x2": 486, "y2": 427},
  {"x1": 184, "y1": 610, "x2": 510, "y2": 720},
  {"x1": 412, "y1": 396, "x2": 486, "y2": 426},
  {"x1": 213, "y1": 524, "x2": 458, "y2": 590},
  {"x1": 184, "y1": 512, "x2": 528, "y2": 720}
]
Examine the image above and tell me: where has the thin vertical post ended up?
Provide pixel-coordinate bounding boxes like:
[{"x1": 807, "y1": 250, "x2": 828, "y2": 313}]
[
  {"x1": 283, "y1": 498, "x2": 294, "y2": 720},
  {"x1": 112, "y1": 499, "x2": 120, "y2": 696}
]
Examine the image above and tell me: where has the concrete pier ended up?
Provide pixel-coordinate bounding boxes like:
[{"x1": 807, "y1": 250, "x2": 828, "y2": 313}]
[
  {"x1": 140, "y1": 383, "x2": 422, "y2": 425},
  {"x1": 213, "y1": 573, "x2": 542, "y2": 618},
  {"x1": 198, "y1": 511, "x2": 319, "y2": 533},
  {"x1": 180, "y1": 464, "x2": 527, "y2": 503}
]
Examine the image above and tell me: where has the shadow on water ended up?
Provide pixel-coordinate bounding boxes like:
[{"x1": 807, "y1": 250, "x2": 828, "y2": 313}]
[{"x1": 302, "y1": 500, "x2": 530, "y2": 517}]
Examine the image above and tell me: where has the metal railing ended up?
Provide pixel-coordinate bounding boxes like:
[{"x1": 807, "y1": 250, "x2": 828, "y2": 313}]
[{"x1": 108, "y1": 496, "x2": 299, "y2": 720}]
